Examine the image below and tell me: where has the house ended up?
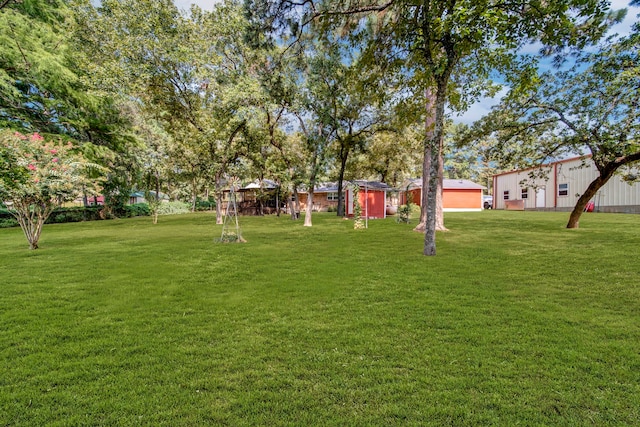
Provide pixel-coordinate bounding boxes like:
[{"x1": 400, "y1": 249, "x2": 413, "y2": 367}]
[
  {"x1": 297, "y1": 182, "x2": 341, "y2": 212},
  {"x1": 492, "y1": 156, "x2": 640, "y2": 213},
  {"x1": 399, "y1": 178, "x2": 486, "y2": 211}
]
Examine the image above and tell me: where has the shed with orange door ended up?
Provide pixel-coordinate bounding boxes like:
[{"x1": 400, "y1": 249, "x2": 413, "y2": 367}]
[
  {"x1": 399, "y1": 179, "x2": 486, "y2": 211},
  {"x1": 345, "y1": 181, "x2": 392, "y2": 219}
]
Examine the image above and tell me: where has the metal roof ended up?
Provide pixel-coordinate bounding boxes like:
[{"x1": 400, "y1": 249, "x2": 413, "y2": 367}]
[{"x1": 401, "y1": 178, "x2": 485, "y2": 190}]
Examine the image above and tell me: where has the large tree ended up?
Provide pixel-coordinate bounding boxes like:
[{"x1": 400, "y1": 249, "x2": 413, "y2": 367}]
[
  {"x1": 80, "y1": 0, "x2": 264, "y2": 223},
  {"x1": 467, "y1": 31, "x2": 640, "y2": 229},
  {"x1": 1, "y1": 0, "x2": 137, "y2": 215},
  {"x1": 248, "y1": 0, "x2": 622, "y2": 255}
]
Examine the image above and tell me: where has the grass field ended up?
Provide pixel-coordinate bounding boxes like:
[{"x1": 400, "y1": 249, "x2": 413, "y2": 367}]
[{"x1": 1, "y1": 211, "x2": 639, "y2": 426}]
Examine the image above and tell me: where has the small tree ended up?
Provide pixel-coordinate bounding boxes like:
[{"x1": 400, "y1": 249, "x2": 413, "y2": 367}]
[
  {"x1": 0, "y1": 130, "x2": 105, "y2": 249},
  {"x1": 397, "y1": 186, "x2": 413, "y2": 224},
  {"x1": 352, "y1": 184, "x2": 365, "y2": 229}
]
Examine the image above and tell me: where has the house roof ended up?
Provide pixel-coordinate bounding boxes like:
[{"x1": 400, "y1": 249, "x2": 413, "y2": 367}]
[
  {"x1": 401, "y1": 178, "x2": 485, "y2": 190},
  {"x1": 298, "y1": 181, "x2": 392, "y2": 194},
  {"x1": 313, "y1": 182, "x2": 340, "y2": 193}
]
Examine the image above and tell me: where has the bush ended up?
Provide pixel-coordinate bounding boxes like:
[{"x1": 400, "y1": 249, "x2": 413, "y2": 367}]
[
  {"x1": 195, "y1": 200, "x2": 215, "y2": 211},
  {"x1": 0, "y1": 208, "x2": 14, "y2": 221},
  {"x1": 0, "y1": 218, "x2": 18, "y2": 228},
  {"x1": 45, "y1": 206, "x2": 104, "y2": 224},
  {"x1": 124, "y1": 203, "x2": 151, "y2": 217},
  {"x1": 0, "y1": 204, "x2": 152, "y2": 227},
  {"x1": 157, "y1": 201, "x2": 190, "y2": 216}
]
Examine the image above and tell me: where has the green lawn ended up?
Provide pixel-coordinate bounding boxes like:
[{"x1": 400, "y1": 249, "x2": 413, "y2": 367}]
[{"x1": 1, "y1": 211, "x2": 639, "y2": 426}]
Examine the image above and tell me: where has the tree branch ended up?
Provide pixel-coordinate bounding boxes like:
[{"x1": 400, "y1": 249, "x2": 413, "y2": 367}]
[{"x1": 0, "y1": 0, "x2": 15, "y2": 10}]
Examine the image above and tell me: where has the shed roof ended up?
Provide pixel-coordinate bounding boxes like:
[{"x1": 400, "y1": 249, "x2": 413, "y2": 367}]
[
  {"x1": 298, "y1": 181, "x2": 391, "y2": 193},
  {"x1": 401, "y1": 178, "x2": 485, "y2": 190},
  {"x1": 352, "y1": 180, "x2": 392, "y2": 191}
]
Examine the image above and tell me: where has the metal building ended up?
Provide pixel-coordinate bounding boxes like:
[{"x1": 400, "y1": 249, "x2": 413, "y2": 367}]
[{"x1": 492, "y1": 156, "x2": 640, "y2": 213}]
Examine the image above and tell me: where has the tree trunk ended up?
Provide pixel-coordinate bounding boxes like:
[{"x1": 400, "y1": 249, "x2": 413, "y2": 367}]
[
  {"x1": 414, "y1": 87, "x2": 436, "y2": 233},
  {"x1": 14, "y1": 203, "x2": 52, "y2": 250},
  {"x1": 566, "y1": 174, "x2": 611, "y2": 228},
  {"x1": 337, "y1": 152, "x2": 348, "y2": 217},
  {"x1": 423, "y1": 139, "x2": 438, "y2": 255},
  {"x1": 304, "y1": 135, "x2": 321, "y2": 227},
  {"x1": 304, "y1": 190, "x2": 314, "y2": 227},
  {"x1": 191, "y1": 177, "x2": 198, "y2": 213},
  {"x1": 435, "y1": 151, "x2": 448, "y2": 232},
  {"x1": 215, "y1": 191, "x2": 224, "y2": 225},
  {"x1": 288, "y1": 194, "x2": 296, "y2": 219},
  {"x1": 423, "y1": 79, "x2": 449, "y2": 256},
  {"x1": 294, "y1": 187, "x2": 301, "y2": 216},
  {"x1": 290, "y1": 187, "x2": 301, "y2": 220}
]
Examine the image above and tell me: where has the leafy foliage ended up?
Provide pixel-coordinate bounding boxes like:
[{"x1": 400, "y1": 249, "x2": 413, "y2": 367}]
[
  {"x1": 0, "y1": 129, "x2": 106, "y2": 248},
  {"x1": 157, "y1": 201, "x2": 190, "y2": 216}
]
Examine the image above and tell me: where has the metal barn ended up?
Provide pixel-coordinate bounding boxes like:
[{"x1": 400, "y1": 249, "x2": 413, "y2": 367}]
[{"x1": 492, "y1": 156, "x2": 640, "y2": 213}]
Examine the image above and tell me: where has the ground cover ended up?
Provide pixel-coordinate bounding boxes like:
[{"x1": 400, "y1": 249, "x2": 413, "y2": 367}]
[{"x1": 1, "y1": 211, "x2": 639, "y2": 426}]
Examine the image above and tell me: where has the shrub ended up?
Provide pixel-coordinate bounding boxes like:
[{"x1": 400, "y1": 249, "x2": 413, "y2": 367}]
[
  {"x1": 0, "y1": 218, "x2": 18, "y2": 228},
  {"x1": 397, "y1": 204, "x2": 411, "y2": 223},
  {"x1": 0, "y1": 208, "x2": 14, "y2": 221},
  {"x1": 45, "y1": 207, "x2": 103, "y2": 224},
  {"x1": 124, "y1": 203, "x2": 151, "y2": 217},
  {"x1": 157, "y1": 201, "x2": 190, "y2": 216},
  {"x1": 195, "y1": 200, "x2": 215, "y2": 211}
]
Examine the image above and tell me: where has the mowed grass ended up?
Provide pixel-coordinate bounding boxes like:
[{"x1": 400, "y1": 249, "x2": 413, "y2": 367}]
[{"x1": 1, "y1": 210, "x2": 639, "y2": 426}]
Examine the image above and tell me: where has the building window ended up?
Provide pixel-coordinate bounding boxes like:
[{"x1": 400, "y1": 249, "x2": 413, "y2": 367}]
[
  {"x1": 521, "y1": 188, "x2": 528, "y2": 199},
  {"x1": 503, "y1": 190, "x2": 510, "y2": 200},
  {"x1": 558, "y1": 183, "x2": 569, "y2": 197},
  {"x1": 327, "y1": 192, "x2": 340, "y2": 201}
]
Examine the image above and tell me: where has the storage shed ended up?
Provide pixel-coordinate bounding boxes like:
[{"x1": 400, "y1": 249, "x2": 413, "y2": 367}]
[
  {"x1": 345, "y1": 181, "x2": 391, "y2": 219},
  {"x1": 399, "y1": 179, "x2": 486, "y2": 211},
  {"x1": 492, "y1": 156, "x2": 640, "y2": 213}
]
